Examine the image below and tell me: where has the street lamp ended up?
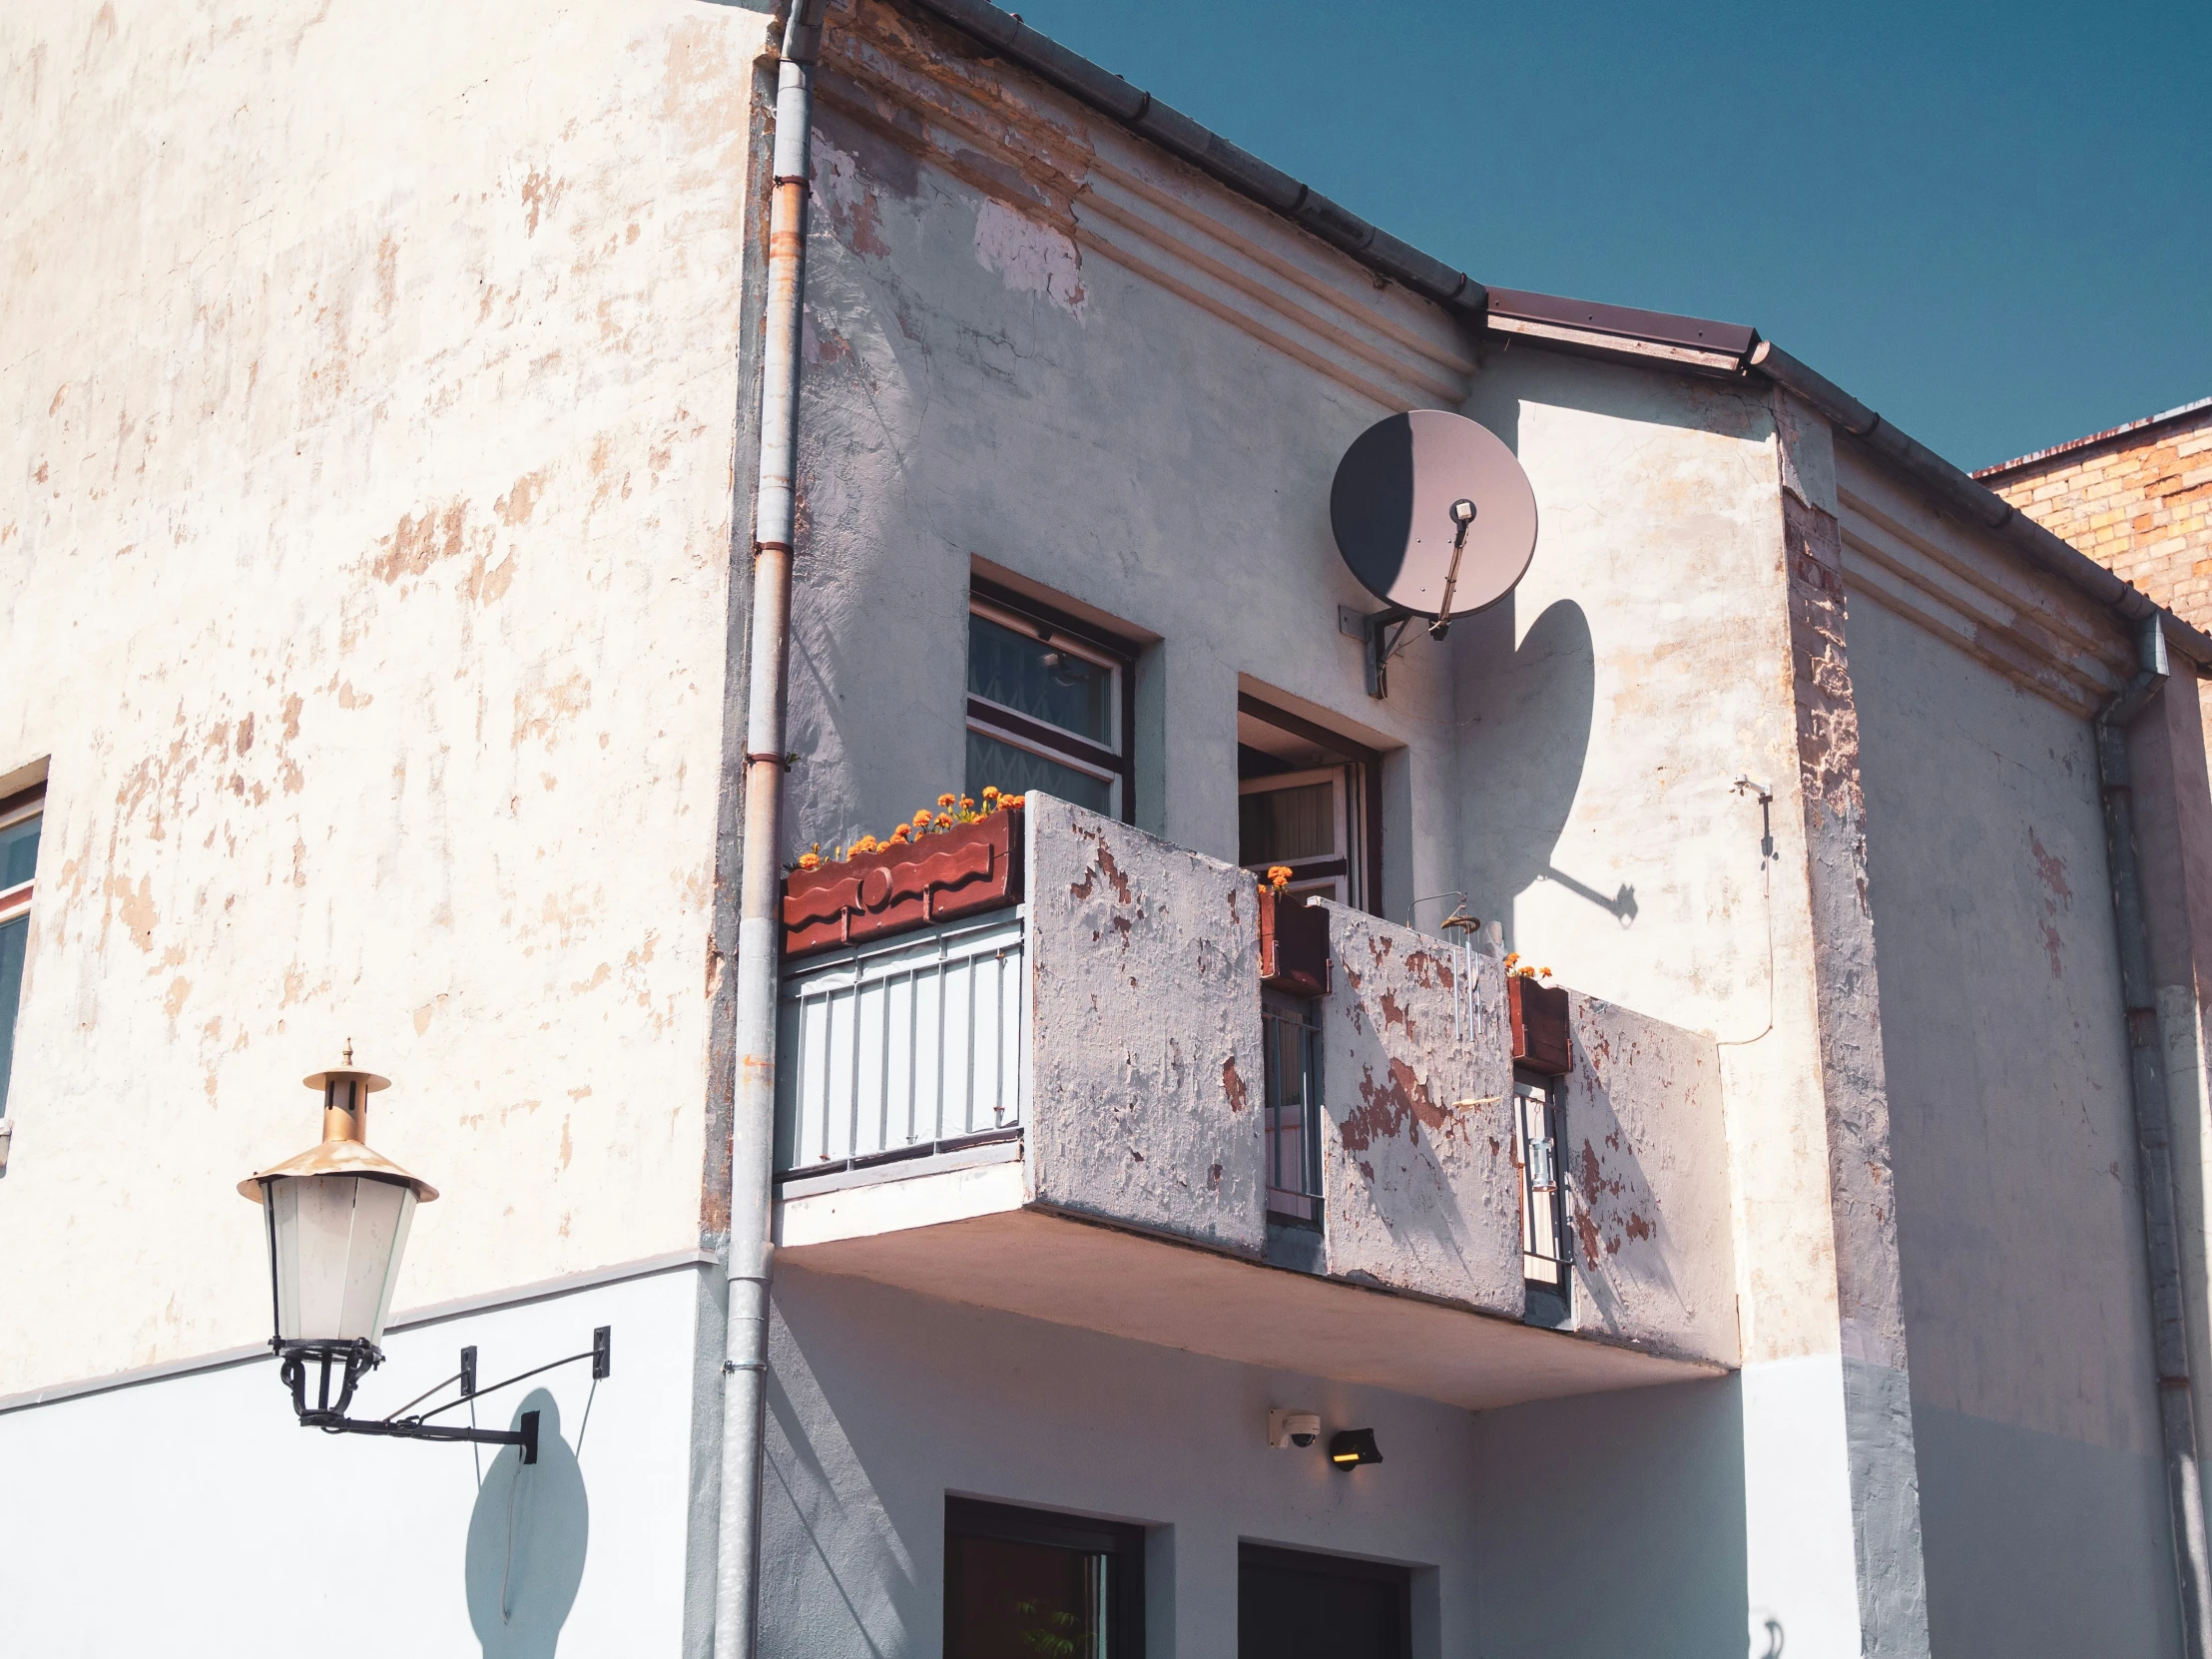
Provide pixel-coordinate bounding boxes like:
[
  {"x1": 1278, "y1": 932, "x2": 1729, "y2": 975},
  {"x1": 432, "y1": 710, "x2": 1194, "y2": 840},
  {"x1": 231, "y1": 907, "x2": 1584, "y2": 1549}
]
[{"x1": 241, "y1": 1046, "x2": 610, "y2": 1462}]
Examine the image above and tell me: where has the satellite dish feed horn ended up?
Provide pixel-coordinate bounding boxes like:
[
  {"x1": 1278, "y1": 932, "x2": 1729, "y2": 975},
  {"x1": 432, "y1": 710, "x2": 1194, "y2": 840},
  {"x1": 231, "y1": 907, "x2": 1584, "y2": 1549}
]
[{"x1": 1328, "y1": 410, "x2": 1539, "y2": 695}]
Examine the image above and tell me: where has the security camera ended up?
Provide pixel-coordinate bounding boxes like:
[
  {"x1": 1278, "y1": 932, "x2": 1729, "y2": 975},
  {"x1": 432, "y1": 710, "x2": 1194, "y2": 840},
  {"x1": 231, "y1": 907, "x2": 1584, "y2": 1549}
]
[{"x1": 1268, "y1": 1408, "x2": 1322, "y2": 1449}]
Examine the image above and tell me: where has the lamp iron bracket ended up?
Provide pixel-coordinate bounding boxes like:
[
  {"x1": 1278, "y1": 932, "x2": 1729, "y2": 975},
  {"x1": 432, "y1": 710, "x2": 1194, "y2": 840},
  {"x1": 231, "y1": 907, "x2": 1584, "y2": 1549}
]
[{"x1": 273, "y1": 1324, "x2": 613, "y2": 1466}]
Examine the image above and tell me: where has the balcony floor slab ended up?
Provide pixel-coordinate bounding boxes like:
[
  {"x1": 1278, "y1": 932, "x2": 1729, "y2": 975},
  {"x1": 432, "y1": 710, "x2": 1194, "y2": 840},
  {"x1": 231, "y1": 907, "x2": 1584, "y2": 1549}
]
[{"x1": 775, "y1": 1163, "x2": 1724, "y2": 1412}]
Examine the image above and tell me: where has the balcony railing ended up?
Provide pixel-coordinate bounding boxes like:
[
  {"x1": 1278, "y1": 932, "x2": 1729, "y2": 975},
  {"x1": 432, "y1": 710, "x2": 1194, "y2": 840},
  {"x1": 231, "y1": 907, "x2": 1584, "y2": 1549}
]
[{"x1": 776, "y1": 907, "x2": 1026, "y2": 1179}]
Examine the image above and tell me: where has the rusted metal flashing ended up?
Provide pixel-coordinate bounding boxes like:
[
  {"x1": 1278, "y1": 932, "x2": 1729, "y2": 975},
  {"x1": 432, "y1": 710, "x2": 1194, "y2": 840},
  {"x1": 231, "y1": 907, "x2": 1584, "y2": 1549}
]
[{"x1": 1485, "y1": 286, "x2": 1759, "y2": 375}]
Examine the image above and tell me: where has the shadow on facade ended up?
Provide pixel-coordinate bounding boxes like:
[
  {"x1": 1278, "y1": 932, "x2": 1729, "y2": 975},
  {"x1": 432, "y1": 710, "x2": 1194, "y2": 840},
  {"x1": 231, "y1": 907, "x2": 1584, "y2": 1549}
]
[
  {"x1": 465, "y1": 1389, "x2": 589, "y2": 1657},
  {"x1": 1450, "y1": 593, "x2": 1613, "y2": 935}
]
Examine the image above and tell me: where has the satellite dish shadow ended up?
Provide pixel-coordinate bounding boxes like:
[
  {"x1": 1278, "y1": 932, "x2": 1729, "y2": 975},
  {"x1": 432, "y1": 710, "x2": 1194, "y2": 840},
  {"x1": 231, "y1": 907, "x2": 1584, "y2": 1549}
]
[
  {"x1": 464, "y1": 1388, "x2": 589, "y2": 1658},
  {"x1": 1455, "y1": 596, "x2": 1628, "y2": 929}
]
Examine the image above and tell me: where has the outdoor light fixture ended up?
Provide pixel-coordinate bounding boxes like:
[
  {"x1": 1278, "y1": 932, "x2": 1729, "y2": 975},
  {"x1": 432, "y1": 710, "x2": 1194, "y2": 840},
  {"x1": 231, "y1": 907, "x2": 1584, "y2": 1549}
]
[
  {"x1": 241, "y1": 1047, "x2": 612, "y2": 1463},
  {"x1": 1329, "y1": 1427, "x2": 1383, "y2": 1469}
]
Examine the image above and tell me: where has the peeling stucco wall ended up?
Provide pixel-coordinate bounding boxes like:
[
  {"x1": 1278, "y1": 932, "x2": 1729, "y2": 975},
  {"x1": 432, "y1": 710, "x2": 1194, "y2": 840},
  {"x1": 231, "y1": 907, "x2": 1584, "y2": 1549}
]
[
  {"x1": 1314, "y1": 905, "x2": 1521, "y2": 1319},
  {"x1": 0, "y1": 1, "x2": 773, "y2": 1390},
  {"x1": 1024, "y1": 798, "x2": 1266, "y2": 1255},
  {"x1": 776, "y1": 0, "x2": 1475, "y2": 919},
  {"x1": 1565, "y1": 991, "x2": 1737, "y2": 1364}
]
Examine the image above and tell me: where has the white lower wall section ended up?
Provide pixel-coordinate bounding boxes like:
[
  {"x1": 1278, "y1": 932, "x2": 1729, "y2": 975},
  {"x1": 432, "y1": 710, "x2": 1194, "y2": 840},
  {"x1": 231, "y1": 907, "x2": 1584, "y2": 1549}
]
[
  {"x1": 763, "y1": 1264, "x2": 1484, "y2": 1657},
  {"x1": 0, "y1": 1262, "x2": 706, "y2": 1657}
]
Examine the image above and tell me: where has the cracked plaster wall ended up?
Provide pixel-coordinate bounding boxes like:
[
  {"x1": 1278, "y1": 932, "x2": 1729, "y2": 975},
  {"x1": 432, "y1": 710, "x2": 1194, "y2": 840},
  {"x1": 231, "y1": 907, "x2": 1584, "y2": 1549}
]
[{"x1": 0, "y1": 0, "x2": 773, "y2": 1391}]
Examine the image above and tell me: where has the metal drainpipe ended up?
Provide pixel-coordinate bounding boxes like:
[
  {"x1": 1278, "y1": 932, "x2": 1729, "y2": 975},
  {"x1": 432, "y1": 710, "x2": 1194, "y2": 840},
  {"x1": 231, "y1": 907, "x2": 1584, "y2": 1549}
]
[
  {"x1": 2096, "y1": 613, "x2": 2212, "y2": 1658},
  {"x1": 715, "y1": 3, "x2": 830, "y2": 1655}
]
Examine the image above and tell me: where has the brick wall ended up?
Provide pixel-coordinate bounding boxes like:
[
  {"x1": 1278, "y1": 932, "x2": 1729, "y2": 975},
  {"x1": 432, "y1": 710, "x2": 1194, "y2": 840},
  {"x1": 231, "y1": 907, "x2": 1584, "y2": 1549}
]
[{"x1": 1977, "y1": 398, "x2": 2212, "y2": 632}]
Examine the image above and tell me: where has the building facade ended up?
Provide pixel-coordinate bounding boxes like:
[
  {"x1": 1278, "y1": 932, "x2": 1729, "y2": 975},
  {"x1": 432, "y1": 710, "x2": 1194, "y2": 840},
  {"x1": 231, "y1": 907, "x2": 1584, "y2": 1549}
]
[{"x1": 4, "y1": 3, "x2": 2212, "y2": 1657}]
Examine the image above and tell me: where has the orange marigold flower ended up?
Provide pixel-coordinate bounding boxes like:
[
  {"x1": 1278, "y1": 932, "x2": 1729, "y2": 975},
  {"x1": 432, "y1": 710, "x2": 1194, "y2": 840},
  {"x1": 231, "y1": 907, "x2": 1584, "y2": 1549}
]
[
  {"x1": 959, "y1": 797, "x2": 975, "y2": 812},
  {"x1": 1266, "y1": 865, "x2": 1294, "y2": 890},
  {"x1": 797, "y1": 851, "x2": 822, "y2": 870},
  {"x1": 982, "y1": 786, "x2": 1000, "y2": 801},
  {"x1": 933, "y1": 813, "x2": 954, "y2": 829},
  {"x1": 913, "y1": 810, "x2": 932, "y2": 826},
  {"x1": 937, "y1": 793, "x2": 956, "y2": 809},
  {"x1": 1000, "y1": 795, "x2": 1025, "y2": 811},
  {"x1": 889, "y1": 824, "x2": 911, "y2": 842},
  {"x1": 1538, "y1": 965, "x2": 1554, "y2": 979}
]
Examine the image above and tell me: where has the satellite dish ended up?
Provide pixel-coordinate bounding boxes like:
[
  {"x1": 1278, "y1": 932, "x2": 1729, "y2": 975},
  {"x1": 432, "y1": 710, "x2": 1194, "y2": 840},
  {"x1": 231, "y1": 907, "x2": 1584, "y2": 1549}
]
[{"x1": 1330, "y1": 410, "x2": 1538, "y2": 638}]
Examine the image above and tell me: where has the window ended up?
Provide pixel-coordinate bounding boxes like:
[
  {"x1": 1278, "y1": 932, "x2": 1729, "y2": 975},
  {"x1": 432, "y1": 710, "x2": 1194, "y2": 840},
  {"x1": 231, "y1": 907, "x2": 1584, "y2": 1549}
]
[
  {"x1": 0, "y1": 781, "x2": 43, "y2": 1122},
  {"x1": 965, "y1": 579, "x2": 1136, "y2": 823},
  {"x1": 1236, "y1": 694, "x2": 1381, "y2": 911},
  {"x1": 1238, "y1": 1543, "x2": 1411, "y2": 1659},
  {"x1": 1262, "y1": 993, "x2": 1323, "y2": 1226},
  {"x1": 1514, "y1": 1074, "x2": 1571, "y2": 1327},
  {"x1": 945, "y1": 1497, "x2": 1145, "y2": 1659}
]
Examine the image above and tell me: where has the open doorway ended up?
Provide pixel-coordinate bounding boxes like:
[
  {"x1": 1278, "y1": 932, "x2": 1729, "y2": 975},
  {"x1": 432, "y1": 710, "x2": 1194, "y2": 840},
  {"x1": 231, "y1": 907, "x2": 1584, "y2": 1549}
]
[{"x1": 1237, "y1": 693, "x2": 1382, "y2": 914}]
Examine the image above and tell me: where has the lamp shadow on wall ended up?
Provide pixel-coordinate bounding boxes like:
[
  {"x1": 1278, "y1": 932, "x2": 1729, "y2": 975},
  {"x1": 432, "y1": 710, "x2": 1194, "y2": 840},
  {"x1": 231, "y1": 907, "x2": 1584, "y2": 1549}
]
[
  {"x1": 465, "y1": 1388, "x2": 590, "y2": 1658},
  {"x1": 1452, "y1": 594, "x2": 1626, "y2": 934}
]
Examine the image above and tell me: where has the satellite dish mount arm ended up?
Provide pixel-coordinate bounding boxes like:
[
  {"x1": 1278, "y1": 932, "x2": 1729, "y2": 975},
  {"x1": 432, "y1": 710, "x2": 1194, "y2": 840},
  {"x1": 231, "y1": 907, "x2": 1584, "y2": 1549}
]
[
  {"x1": 1341, "y1": 603, "x2": 1415, "y2": 699},
  {"x1": 1428, "y1": 499, "x2": 1477, "y2": 641}
]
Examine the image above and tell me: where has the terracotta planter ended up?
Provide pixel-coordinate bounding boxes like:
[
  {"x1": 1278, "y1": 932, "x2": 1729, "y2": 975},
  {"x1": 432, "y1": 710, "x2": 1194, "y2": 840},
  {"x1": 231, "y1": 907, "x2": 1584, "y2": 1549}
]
[
  {"x1": 1258, "y1": 884, "x2": 1331, "y2": 998},
  {"x1": 1508, "y1": 975, "x2": 1571, "y2": 1076},
  {"x1": 782, "y1": 808, "x2": 1024, "y2": 958}
]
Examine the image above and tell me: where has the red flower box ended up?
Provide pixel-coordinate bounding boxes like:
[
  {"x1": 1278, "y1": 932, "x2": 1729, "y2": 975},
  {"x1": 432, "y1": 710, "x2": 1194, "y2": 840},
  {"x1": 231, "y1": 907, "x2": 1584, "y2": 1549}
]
[
  {"x1": 1508, "y1": 975, "x2": 1571, "y2": 1075},
  {"x1": 1258, "y1": 885, "x2": 1331, "y2": 998},
  {"x1": 782, "y1": 807, "x2": 1024, "y2": 958}
]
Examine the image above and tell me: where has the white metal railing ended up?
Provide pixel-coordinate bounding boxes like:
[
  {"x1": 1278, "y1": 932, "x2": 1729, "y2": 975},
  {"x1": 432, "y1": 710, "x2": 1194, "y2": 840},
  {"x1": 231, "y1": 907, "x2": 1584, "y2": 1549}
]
[{"x1": 776, "y1": 907, "x2": 1027, "y2": 1177}]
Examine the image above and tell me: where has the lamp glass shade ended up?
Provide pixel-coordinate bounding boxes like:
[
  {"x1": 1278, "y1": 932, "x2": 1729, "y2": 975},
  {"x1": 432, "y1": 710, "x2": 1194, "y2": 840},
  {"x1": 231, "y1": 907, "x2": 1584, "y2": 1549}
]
[{"x1": 264, "y1": 1172, "x2": 417, "y2": 1347}]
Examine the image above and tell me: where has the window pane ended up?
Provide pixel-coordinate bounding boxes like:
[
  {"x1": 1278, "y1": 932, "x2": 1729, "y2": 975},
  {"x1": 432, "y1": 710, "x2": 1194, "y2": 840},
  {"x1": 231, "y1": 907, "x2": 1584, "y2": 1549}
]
[
  {"x1": 967, "y1": 730, "x2": 1114, "y2": 818},
  {"x1": 946, "y1": 1533, "x2": 1108, "y2": 1659},
  {"x1": 968, "y1": 613, "x2": 1114, "y2": 746},
  {"x1": 0, "y1": 914, "x2": 25, "y2": 1119},
  {"x1": 1240, "y1": 782, "x2": 1335, "y2": 864},
  {"x1": 0, "y1": 812, "x2": 38, "y2": 889}
]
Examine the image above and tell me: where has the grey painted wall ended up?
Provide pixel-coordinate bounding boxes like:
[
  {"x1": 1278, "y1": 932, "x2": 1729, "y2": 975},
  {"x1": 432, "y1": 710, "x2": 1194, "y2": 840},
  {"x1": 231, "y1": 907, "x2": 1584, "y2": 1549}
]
[
  {"x1": 762, "y1": 1264, "x2": 1485, "y2": 1657},
  {"x1": 1851, "y1": 595, "x2": 2176, "y2": 1651}
]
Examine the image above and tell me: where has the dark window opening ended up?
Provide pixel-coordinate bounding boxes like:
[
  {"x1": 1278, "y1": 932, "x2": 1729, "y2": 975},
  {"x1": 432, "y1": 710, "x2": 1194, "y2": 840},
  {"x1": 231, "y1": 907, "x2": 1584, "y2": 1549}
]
[
  {"x1": 0, "y1": 780, "x2": 44, "y2": 1124},
  {"x1": 1514, "y1": 1071, "x2": 1572, "y2": 1328},
  {"x1": 1238, "y1": 1542, "x2": 1411, "y2": 1659},
  {"x1": 1263, "y1": 992, "x2": 1324, "y2": 1227},
  {"x1": 946, "y1": 1497, "x2": 1146, "y2": 1659},
  {"x1": 1236, "y1": 693, "x2": 1382, "y2": 913},
  {"x1": 966, "y1": 578, "x2": 1138, "y2": 825}
]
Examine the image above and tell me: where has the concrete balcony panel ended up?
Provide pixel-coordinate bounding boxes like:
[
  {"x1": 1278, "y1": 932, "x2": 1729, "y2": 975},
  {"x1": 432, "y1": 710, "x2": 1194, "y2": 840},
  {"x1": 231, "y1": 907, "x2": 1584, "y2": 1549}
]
[
  {"x1": 1309, "y1": 905, "x2": 1523, "y2": 1320},
  {"x1": 1560, "y1": 994, "x2": 1736, "y2": 1363},
  {"x1": 1024, "y1": 800, "x2": 1267, "y2": 1257}
]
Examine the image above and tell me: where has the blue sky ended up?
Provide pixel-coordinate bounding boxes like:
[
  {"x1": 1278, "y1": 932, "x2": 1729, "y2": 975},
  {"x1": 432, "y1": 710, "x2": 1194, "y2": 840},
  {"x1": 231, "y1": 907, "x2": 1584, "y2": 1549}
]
[{"x1": 1006, "y1": 0, "x2": 2210, "y2": 470}]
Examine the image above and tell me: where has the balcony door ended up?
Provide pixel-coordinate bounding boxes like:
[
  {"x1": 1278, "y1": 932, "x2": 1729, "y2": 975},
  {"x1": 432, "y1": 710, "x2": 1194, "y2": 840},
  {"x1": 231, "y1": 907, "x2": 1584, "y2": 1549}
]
[{"x1": 1238, "y1": 1543, "x2": 1411, "y2": 1659}]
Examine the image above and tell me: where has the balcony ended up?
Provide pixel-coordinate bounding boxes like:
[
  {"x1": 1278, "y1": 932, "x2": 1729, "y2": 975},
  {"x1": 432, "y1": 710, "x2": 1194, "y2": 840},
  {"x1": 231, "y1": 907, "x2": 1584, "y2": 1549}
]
[{"x1": 774, "y1": 798, "x2": 1737, "y2": 1409}]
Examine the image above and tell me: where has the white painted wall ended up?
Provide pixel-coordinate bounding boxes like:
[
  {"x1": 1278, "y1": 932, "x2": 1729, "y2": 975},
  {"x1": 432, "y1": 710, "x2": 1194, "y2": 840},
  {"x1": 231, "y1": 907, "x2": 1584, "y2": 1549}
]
[
  {"x1": 0, "y1": 1264, "x2": 709, "y2": 1657},
  {"x1": 0, "y1": 0, "x2": 772, "y2": 1392}
]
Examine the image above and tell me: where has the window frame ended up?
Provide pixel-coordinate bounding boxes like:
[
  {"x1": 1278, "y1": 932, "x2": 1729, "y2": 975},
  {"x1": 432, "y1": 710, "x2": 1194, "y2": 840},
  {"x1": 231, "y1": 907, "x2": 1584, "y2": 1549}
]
[
  {"x1": 0, "y1": 780, "x2": 46, "y2": 1126},
  {"x1": 0, "y1": 783, "x2": 41, "y2": 924},
  {"x1": 1239, "y1": 766, "x2": 1353, "y2": 905},
  {"x1": 1236, "y1": 692, "x2": 1383, "y2": 915},
  {"x1": 944, "y1": 1494, "x2": 1147, "y2": 1659},
  {"x1": 967, "y1": 577, "x2": 1139, "y2": 826}
]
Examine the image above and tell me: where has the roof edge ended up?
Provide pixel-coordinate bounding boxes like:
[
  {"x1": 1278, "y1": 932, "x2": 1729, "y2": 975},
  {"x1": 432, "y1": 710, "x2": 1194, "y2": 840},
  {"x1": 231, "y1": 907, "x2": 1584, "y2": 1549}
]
[
  {"x1": 874, "y1": 1, "x2": 2210, "y2": 674},
  {"x1": 1974, "y1": 394, "x2": 2212, "y2": 480},
  {"x1": 897, "y1": 0, "x2": 1485, "y2": 317},
  {"x1": 1751, "y1": 342, "x2": 2212, "y2": 671}
]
